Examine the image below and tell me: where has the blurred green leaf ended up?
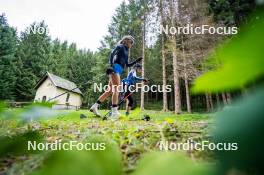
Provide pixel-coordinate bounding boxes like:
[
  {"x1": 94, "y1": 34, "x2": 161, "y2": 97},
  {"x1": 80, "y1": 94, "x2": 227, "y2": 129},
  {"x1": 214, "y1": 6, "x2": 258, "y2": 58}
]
[
  {"x1": 192, "y1": 10, "x2": 264, "y2": 93},
  {"x1": 30, "y1": 102, "x2": 55, "y2": 108},
  {"x1": 19, "y1": 106, "x2": 62, "y2": 122},
  {"x1": 213, "y1": 87, "x2": 264, "y2": 174},
  {"x1": 132, "y1": 152, "x2": 216, "y2": 175},
  {"x1": 29, "y1": 136, "x2": 122, "y2": 175},
  {"x1": 0, "y1": 131, "x2": 43, "y2": 157},
  {"x1": 0, "y1": 102, "x2": 59, "y2": 121},
  {"x1": 0, "y1": 101, "x2": 6, "y2": 113}
]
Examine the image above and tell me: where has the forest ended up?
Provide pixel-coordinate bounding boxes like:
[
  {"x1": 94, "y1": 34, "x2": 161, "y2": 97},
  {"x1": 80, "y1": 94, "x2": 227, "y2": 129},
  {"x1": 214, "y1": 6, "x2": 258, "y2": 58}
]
[
  {"x1": 0, "y1": 0, "x2": 257, "y2": 112},
  {"x1": 1, "y1": 0, "x2": 264, "y2": 175}
]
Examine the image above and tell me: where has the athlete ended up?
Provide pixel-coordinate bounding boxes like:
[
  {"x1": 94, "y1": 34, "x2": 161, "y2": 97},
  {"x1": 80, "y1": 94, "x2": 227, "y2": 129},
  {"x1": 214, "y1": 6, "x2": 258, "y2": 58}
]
[
  {"x1": 122, "y1": 63, "x2": 147, "y2": 116},
  {"x1": 90, "y1": 35, "x2": 142, "y2": 120}
]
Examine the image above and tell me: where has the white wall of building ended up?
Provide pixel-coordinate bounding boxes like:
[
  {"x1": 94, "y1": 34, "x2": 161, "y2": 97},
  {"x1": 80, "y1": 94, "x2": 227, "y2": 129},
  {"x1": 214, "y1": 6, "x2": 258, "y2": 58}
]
[
  {"x1": 54, "y1": 88, "x2": 82, "y2": 107},
  {"x1": 34, "y1": 78, "x2": 57, "y2": 102},
  {"x1": 34, "y1": 78, "x2": 82, "y2": 109}
]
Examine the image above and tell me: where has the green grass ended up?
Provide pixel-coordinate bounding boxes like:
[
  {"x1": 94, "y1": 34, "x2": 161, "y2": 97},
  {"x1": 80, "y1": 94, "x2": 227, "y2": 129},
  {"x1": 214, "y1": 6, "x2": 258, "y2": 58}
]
[
  {"x1": 52, "y1": 108, "x2": 212, "y2": 121},
  {"x1": 0, "y1": 108, "x2": 213, "y2": 174}
]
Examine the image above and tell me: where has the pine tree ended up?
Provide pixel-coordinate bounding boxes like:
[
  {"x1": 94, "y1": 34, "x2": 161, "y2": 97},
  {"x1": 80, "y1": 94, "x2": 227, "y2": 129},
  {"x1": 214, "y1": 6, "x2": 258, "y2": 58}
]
[
  {"x1": 15, "y1": 21, "x2": 54, "y2": 100},
  {"x1": 0, "y1": 14, "x2": 18, "y2": 100},
  {"x1": 50, "y1": 39, "x2": 68, "y2": 77}
]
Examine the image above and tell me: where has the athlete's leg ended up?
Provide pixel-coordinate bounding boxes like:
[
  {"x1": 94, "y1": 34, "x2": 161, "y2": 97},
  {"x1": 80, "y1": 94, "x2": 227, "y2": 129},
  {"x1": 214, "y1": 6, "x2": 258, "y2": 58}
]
[
  {"x1": 90, "y1": 78, "x2": 112, "y2": 117},
  {"x1": 110, "y1": 73, "x2": 120, "y2": 105},
  {"x1": 97, "y1": 80, "x2": 112, "y2": 102},
  {"x1": 110, "y1": 73, "x2": 121, "y2": 119}
]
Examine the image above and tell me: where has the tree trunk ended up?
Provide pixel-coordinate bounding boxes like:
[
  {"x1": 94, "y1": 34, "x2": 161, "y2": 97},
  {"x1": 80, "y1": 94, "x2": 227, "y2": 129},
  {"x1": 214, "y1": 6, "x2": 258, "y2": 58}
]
[
  {"x1": 182, "y1": 37, "x2": 191, "y2": 113},
  {"x1": 205, "y1": 93, "x2": 210, "y2": 112},
  {"x1": 184, "y1": 78, "x2": 191, "y2": 113},
  {"x1": 160, "y1": 0, "x2": 168, "y2": 112},
  {"x1": 169, "y1": 0, "x2": 181, "y2": 114},
  {"x1": 222, "y1": 93, "x2": 228, "y2": 105},
  {"x1": 226, "y1": 92, "x2": 232, "y2": 104},
  {"x1": 140, "y1": 13, "x2": 146, "y2": 111},
  {"x1": 208, "y1": 93, "x2": 214, "y2": 111},
  {"x1": 170, "y1": 91, "x2": 174, "y2": 111}
]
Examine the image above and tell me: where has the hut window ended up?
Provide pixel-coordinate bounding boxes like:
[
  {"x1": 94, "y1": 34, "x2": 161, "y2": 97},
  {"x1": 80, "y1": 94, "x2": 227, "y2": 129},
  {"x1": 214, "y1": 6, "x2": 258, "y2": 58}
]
[
  {"x1": 66, "y1": 93, "x2": 70, "y2": 102},
  {"x1": 42, "y1": 96, "x2": 47, "y2": 102}
]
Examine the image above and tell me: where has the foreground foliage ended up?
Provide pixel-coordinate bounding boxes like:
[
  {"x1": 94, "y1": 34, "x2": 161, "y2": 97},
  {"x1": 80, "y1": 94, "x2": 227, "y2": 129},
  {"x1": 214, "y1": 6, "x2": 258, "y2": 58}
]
[{"x1": 0, "y1": 107, "x2": 212, "y2": 175}]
